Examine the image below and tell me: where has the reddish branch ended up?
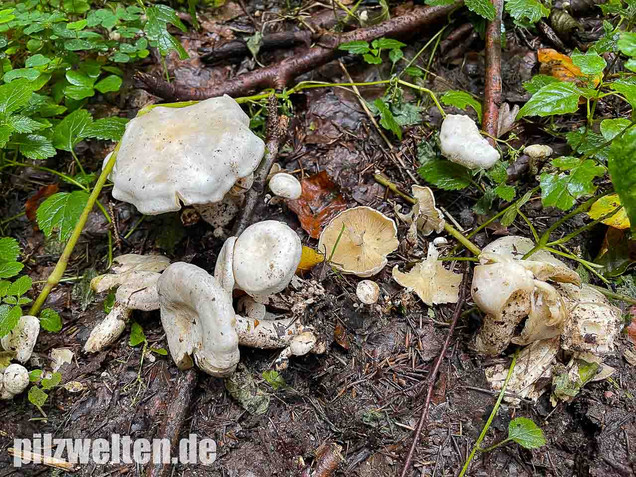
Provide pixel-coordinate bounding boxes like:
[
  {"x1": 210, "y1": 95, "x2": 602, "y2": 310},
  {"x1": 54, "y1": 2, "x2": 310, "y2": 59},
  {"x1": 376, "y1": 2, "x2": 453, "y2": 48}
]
[
  {"x1": 136, "y1": 3, "x2": 461, "y2": 101},
  {"x1": 399, "y1": 272, "x2": 468, "y2": 477},
  {"x1": 200, "y1": 31, "x2": 312, "y2": 64},
  {"x1": 482, "y1": 0, "x2": 503, "y2": 143}
]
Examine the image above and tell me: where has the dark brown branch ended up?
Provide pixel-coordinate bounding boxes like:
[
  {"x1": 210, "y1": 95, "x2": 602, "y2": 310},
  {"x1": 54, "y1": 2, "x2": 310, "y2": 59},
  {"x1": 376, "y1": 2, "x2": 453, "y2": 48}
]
[
  {"x1": 399, "y1": 272, "x2": 468, "y2": 477},
  {"x1": 146, "y1": 369, "x2": 198, "y2": 477},
  {"x1": 135, "y1": 3, "x2": 461, "y2": 101},
  {"x1": 482, "y1": 0, "x2": 503, "y2": 142},
  {"x1": 232, "y1": 95, "x2": 289, "y2": 236},
  {"x1": 200, "y1": 31, "x2": 312, "y2": 64}
]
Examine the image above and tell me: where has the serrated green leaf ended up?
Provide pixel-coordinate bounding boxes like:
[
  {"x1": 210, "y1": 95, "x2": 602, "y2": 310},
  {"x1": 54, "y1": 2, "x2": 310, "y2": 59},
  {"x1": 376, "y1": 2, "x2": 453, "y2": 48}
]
[
  {"x1": 0, "y1": 237, "x2": 20, "y2": 263},
  {"x1": 618, "y1": 31, "x2": 636, "y2": 57},
  {"x1": 129, "y1": 321, "x2": 146, "y2": 347},
  {"x1": 465, "y1": 0, "x2": 496, "y2": 20},
  {"x1": 52, "y1": 109, "x2": 93, "y2": 151},
  {"x1": 84, "y1": 117, "x2": 128, "y2": 141},
  {"x1": 508, "y1": 417, "x2": 546, "y2": 449},
  {"x1": 28, "y1": 386, "x2": 48, "y2": 407},
  {"x1": 338, "y1": 40, "x2": 370, "y2": 54},
  {"x1": 418, "y1": 159, "x2": 472, "y2": 190},
  {"x1": 608, "y1": 126, "x2": 636, "y2": 233},
  {"x1": 0, "y1": 79, "x2": 34, "y2": 115},
  {"x1": 374, "y1": 98, "x2": 401, "y2": 139},
  {"x1": 522, "y1": 75, "x2": 560, "y2": 94},
  {"x1": 566, "y1": 128, "x2": 609, "y2": 161},
  {"x1": 505, "y1": 0, "x2": 549, "y2": 24},
  {"x1": 610, "y1": 78, "x2": 636, "y2": 108},
  {"x1": 0, "y1": 304, "x2": 21, "y2": 338},
  {"x1": 600, "y1": 118, "x2": 631, "y2": 141},
  {"x1": 40, "y1": 308, "x2": 62, "y2": 332},
  {"x1": 441, "y1": 90, "x2": 482, "y2": 121},
  {"x1": 540, "y1": 159, "x2": 606, "y2": 210},
  {"x1": 0, "y1": 262, "x2": 23, "y2": 279},
  {"x1": 15, "y1": 134, "x2": 56, "y2": 160},
  {"x1": 518, "y1": 82, "x2": 582, "y2": 118},
  {"x1": 571, "y1": 50, "x2": 607, "y2": 75},
  {"x1": 371, "y1": 38, "x2": 406, "y2": 50},
  {"x1": 94, "y1": 75, "x2": 122, "y2": 93},
  {"x1": 7, "y1": 275, "x2": 32, "y2": 297},
  {"x1": 494, "y1": 183, "x2": 516, "y2": 201},
  {"x1": 36, "y1": 191, "x2": 90, "y2": 242},
  {"x1": 7, "y1": 115, "x2": 45, "y2": 134}
]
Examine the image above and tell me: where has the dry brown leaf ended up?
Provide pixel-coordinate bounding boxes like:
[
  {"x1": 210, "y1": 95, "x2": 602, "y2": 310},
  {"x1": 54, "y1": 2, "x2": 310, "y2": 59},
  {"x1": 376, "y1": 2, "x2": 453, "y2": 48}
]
[
  {"x1": 25, "y1": 184, "x2": 58, "y2": 225},
  {"x1": 287, "y1": 171, "x2": 347, "y2": 239},
  {"x1": 538, "y1": 49, "x2": 601, "y2": 86}
]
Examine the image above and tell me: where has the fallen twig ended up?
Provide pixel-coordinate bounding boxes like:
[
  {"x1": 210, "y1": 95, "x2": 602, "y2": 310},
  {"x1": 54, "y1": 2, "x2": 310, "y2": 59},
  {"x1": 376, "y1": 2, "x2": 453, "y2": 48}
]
[
  {"x1": 146, "y1": 369, "x2": 198, "y2": 477},
  {"x1": 482, "y1": 0, "x2": 503, "y2": 141},
  {"x1": 8, "y1": 448, "x2": 77, "y2": 471},
  {"x1": 232, "y1": 94, "x2": 289, "y2": 236},
  {"x1": 399, "y1": 272, "x2": 468, "y2": 477},
  {"x1": 136, "y1": 3, "x2": 461, "y2": 100},
  {"x1": 200, "y1": 31, "x2": 312, "y2": 64}
]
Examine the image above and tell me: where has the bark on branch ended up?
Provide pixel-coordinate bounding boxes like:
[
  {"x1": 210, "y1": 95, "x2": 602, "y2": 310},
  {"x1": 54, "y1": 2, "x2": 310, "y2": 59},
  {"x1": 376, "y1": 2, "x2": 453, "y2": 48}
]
[
  {"x1": 482, "y1": 0, "x2": 503, "y2": 142},
  {"x1": 135, "y1": 3, "x2": 460, "y2": 101}
]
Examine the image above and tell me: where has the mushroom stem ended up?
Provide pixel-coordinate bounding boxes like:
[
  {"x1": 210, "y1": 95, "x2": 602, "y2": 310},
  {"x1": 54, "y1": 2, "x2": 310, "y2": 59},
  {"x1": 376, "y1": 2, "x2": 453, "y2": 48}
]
[
  {"x1": 347, "y1": 227, "x2": 365, "y2": 246},
  {"x1": 84, "y1": 304, "x2": 132, "y2": 353}
]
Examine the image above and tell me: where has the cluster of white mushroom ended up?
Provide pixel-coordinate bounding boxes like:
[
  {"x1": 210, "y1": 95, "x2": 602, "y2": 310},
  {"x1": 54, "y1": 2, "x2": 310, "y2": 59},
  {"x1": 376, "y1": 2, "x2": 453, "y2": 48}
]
[{"x1": 1, "y1": 315, "x2": 40, "y2": 400}]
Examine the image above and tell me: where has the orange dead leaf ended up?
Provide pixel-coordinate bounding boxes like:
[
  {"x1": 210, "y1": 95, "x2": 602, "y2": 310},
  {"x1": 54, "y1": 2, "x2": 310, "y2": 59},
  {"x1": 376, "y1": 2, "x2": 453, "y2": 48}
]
[
  {"x1": 296, "y1": 245, "x2": 324, "y2": 273},
  {"x1": 25, "y1": 184, "x2": 59, "y2": 226},
  {"x1": 538, "y1": 49, "x2": 601, "y2": 86},
  {"x1": 287, "y1": 171, "x2": 347, "y2": 239},
  {"x1": 627, "y1": 307, "x2": 636, "y2": 345},
  {"x1": 334, "y1": 323, "x2": 350, "y2": 350}
]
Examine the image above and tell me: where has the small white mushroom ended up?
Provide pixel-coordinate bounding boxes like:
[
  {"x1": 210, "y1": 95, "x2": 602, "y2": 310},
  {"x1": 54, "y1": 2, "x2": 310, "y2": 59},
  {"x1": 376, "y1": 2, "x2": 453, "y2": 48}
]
[
  {"x1": 439, "y1": 114, "x2": 500, "y2": 169},
  {"x1": 214, "y1": 236, "x2": 237, "y2": 294},
  {"x1": 50, "y1": 348, "x2": 74, "y2": 372},
  {"x1": 158, "y1": 262, "x2": 240, "y2": 377},
  {"x1": 237, "y1": 296, "x2": 267, "y2": 321},
  {"x1": 232, "y1": 221, "x2": 302, "y2": 300},
  {"x1": 524, "y1": 144, "x2": 553, "y2": 159},
  {"x1": 269, "y1": 173, "x2": 302, "y2": 200},
  {"x1": 0, "y1": 363, "x2": 30, "y2": 400},
  {"x1": 1, "y1": 315, "x2": 39, "y2": 363},
  {"x1": 356, "y1": 280, "x2": 380, "y2": 304},
  {"x1": 84, "y1": 304, "x2": 131, "y2": 353}
]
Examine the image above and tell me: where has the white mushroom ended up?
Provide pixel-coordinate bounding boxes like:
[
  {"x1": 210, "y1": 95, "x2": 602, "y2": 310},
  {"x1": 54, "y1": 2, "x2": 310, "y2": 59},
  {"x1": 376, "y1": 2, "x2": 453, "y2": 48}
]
[
  {"x1": 0, "y1": 363, "x2": 30, "y2": 400},
  {"x1": 214, "y1": 236, "x2": 237, "y2": 294},
  {"x1": 50, "y1": 348, "x2": 74, "y2": 372},
  {"x1": 356, "y1": 280, "x2": 380, "y2": 305},
  {"x1": 232, "y1": 221, "x2": 302, "y2": 300},
  {"x1": 439, "y1": 114, "x2": 500, "y2": 169},
  {"x1": 524, "y1": 144, "x2": 553, "y2": 159},
  {"x1": 1, "y1": 315, "x2": 39, "y2": 363},
  {"x1": 397, "y1": 186, "x2": 445, "y2": 243},
  {"x1": 107, "y1": 96, "x2": 264, "y2": 215},
  {"x1": 158, "y1": 262, "x2": 240, "y2": 377},
  {"x1": 269, "y1": 173, "x2": 302, "y2": 200},
  {"x1": 237, "y1": 296, "x2": 267, "y2": 321}
]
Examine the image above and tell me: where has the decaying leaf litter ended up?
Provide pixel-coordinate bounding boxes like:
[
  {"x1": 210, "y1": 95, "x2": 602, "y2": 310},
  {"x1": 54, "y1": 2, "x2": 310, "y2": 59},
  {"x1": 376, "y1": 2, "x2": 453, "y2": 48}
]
[{"x1": 1, "y1": 0, "x2": 636, "y2": 475}]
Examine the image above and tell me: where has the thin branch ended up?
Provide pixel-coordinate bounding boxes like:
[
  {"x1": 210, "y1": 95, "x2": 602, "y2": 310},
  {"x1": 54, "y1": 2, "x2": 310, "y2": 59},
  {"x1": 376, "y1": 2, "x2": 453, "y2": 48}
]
[{"x1": 482, "y1": 0, "x2": 503, "y2": 142}]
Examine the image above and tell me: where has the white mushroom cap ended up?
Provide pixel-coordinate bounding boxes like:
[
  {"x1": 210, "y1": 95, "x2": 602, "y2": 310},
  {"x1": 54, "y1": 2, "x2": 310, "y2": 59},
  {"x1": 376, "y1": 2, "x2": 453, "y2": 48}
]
[
  {"x1": 214, "y1": 236, "x2": 237, "y2": 294},
  {"x1": 84, "y1": 303, "x2": 131, "y2": 353},
  {"x1": 111, "y1": 254, "x2": 170, "y2": 274},
  {"x1": 50, "y1": 348, "x2": 74, "y2": 372},
  {"x1": 524, "y1": 144, "x2": 553, "y2": 159},
  {"x1": 269, "y1": 173, "x2": 302, "y2": 200},
  {"x1": 1, "y1": 315, "x2": 40, "y2": 363},
  {"x1": 439, "y1": 114, "x2": 500, "y2": 169},
  {"x1": 158, "y1": 262, "x2": 240, "y2": 377},
  {"x1": 356, "y1": 280, "x2": 380, "y2": 304},
  {"x1": 107, "y1": 95, "x2": 265, "y2": 215},
  {"x1": 1, "y1": 364, "x2": 29, "y2": 400},
  {"x1": 232, "y1": 221, "x2": 302, "y2": 299}
]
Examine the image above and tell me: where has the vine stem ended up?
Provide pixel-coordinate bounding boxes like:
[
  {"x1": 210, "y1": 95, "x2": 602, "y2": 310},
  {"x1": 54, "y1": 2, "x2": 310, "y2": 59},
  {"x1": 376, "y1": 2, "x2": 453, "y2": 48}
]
[
  {"x1": 373, "y1": 173, "x2": 481, "y2": 256},
  {"x1": 458, "y1": 350, "x2": 518, "y2": 477},
  {"x1": 29, "y1": 145, "x2": 120, "y2": 316}
]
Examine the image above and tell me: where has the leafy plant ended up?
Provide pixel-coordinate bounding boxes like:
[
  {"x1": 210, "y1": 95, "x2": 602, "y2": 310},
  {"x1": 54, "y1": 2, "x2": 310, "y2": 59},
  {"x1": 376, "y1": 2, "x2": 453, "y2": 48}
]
[
  {"x1": 28, "y1": 370, "x2": 62, "y2": 414},
  {"x1": 482, "y1": 417, "x2": 547, "y2": 452},
  {"x1": 262, "y1": 369, "x2": 287, "y2": 390},
  {"x1": 338, "y1": 37, "x2": 406, "y2": 65}
]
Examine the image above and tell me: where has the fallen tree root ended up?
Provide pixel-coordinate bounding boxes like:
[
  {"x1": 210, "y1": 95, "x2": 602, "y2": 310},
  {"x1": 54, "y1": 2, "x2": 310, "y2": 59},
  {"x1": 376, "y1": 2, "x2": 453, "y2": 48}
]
[
  {"x1": 200, "y1": 31, "x2": 312, "y2": 64},
  {"x1": 399, "y1": 272, "x2": 468, "y2": 477},
  {"x1": 482, "y1": 0, "x2": 503, "y2": 141},
  {"x1": 136, "y1": 3, "x2": 461, "y2": 101}
]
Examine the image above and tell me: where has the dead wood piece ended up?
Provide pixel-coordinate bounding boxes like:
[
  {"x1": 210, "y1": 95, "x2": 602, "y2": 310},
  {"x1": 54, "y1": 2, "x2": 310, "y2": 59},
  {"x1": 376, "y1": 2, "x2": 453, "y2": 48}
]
[
  {"x1": 232, "y1": 94, "x2": 289, "y2": 236},
  {"x1": 136, "y1": 3, "x2": 461, "y2": 101},
  {"x1": 482, "y1": 0, "x2": 503, "y2": 142},
  {"x1": 200, "y1": 31, "x2": 312, "y2": 64},
  {"x1": 146, "y1": 369, "x2": 198, "y2": 477},
  {"x1": 399, "y1": 271, "x2": 468, "y2": 477}
]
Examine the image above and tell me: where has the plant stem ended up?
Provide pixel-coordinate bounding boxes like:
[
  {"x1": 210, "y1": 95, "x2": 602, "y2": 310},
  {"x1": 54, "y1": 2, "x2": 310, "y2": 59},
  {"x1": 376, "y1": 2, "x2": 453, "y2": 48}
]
[
  {"x1": 588, "y1": 284, "x2": 636, "y2": 305},
  {"x1": 480, "y1": 437, "x2": 512, "y2": 453},
  {"x1": 29, "y1": 145, "x2": 120, "y2": 316},
  {"x1": 459, "y1": 350, "x2": 518, "y2": 477}
]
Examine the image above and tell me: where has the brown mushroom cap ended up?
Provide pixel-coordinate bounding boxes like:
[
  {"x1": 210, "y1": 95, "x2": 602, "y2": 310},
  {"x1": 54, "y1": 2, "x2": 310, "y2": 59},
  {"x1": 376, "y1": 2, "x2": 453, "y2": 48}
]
[{"x1": 318, "y1": 207, "x2": 399, "y2": 277}]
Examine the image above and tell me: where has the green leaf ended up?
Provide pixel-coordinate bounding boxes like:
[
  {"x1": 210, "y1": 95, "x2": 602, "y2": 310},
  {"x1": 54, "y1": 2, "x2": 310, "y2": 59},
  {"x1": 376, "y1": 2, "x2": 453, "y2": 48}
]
[
  {"x1": 425, "y1": 0, "x2": 457, "y2": 5},
  {"x1": 246, "y1": 32, "x2": 263, "y2": 59},
  {"x1": 508, "y1": 417, "x2": 546, "y2": 449},
  {"x1": 36, "y1": 191, "x2": 90, "y2": 242},
  {"x1": 262, "y1": 370, "x2": 287, "y2": 390},
  {"x1": 374, "y1": 98, "x2": 401, "y2": 139},
  {"x1": 566, "y1": 128, "x2": 608, "y2": 161},
  {"x1": 129, "y1": 321, "x2": 146, "y2": 347},
  {"x1": 610, "y1": 78, "x2": 636, "y2": 109},
  {"x1": 0, "y1": 79, "x2": 34, "y2": 115},
  {"x1": 338, "y1": 41, "x2": 370, "y2": 54},
  {"x1": 371, "y1": 38, "x2": 406, "y2": 50},
  {"x1": 440, "y1": 90, "x2": 482, "y2": 121},
  {"x1": 389, "y1": 48, "x2": 403, "y2": 63},
  {"x1": 84, "y1": 117, "x2": 128, "y2": 141},
  {"x1": 52, "y1": 109, "x2": 93, "y2": 151},
  {"x1": 0, "y1": 262, "x2": 23, "y2": 279},
  {"x1": 618, "y1": 31, "x2": 636, "y2": 57},
  {"x1": 64, "y1": 85, "x2": 95, "y2": 101},
  {"x1": 0, "y1": 238, "x2": 20, "y2": 263},
  {"x1": 15, "y1": 134, "x2": 56, "y2": 160},
  {"x1": 418, "y1": 159, "x2": 472, "y2": 190},
  {"x1": 149, "y1": 347, "x2": 168, "y2": 356},
  {"x1": 41, "y1": 372, "x2": 62, "y2": 390},
  {"x1": 66, "y1": 70, "x2": 95, "y2": 88},
  {"x1": 571, "y1": 50, "x2": 607, "y2": 75},
  {"x1": 465, "y1": 0, "x2": 496, "y2": 20},
  {"x1": 7, "y1": 276, "x2": 31, "y2": 297},
  {"x1": 94, "y1": 75, "x2": 122, "y2": 94},
  {"x1": 7, "y1": 115, "x2": 46, "y2": 134},
  {"x1": 607, "y1": 126, "x2": 636, "y2": 233},
  {"x1": 25, "y1": 54, "x2": 51, "y2": 68},
  {"x1": 540, "y1": 158, "x2": 606, "y2": 210},
  {"x1": 517, "y1": 82, "x2": 582, "y2": 118},
  {"x1": 363, "y1": 54, "x2": 383, "y2": 64},
  {"x1": 28, "y1": 386, "x2": 48, "y2": 407},
  {"x1": 522, "y1": 75, "x2": 560, "y2": 94},
  {"x1": 0, "y1": 304, "x2": 21, "y2": 338},
  {"x1": 4, "y1": 68, "x2": 41, "y2": 83},
  {"x1": 505, "y1": 0, "x2": 549, "y2": 24},
  {"x1": 600, "y1": 118, "x2": 631, "y2": 141},
  {"x1": 494, "y1": 184, "x2": 516, "y2": 201},
  {"x1": 104, "y1": 291, "x2": 115, "y2": 313},
  {"x1": 405, "y1": 66, "x2": 424, "y2": 77},
  {"x1": 40, "y1": 308, "x2": 62, "y2": 332},
  {"x1": 29, "y1": 369, "x2": 43, "y2": 382}
]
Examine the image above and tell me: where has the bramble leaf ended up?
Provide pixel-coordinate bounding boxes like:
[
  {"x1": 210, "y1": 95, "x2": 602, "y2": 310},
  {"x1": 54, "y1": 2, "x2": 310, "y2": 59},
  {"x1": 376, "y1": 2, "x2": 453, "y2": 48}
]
[
  {"x1": 40, "y1": 308, "x2": 62, "y2": 332},
  {"x1": 36, "y1": 191, "x2": 90, "y2": 242},
  {"x1": 0, "y1": 238, "x2": 20, "y2": 263},
  {"x1": 84, "y1": 117, "x2": 128, "y2": 141},
  {"x1": 0, "y1": 304, "x2": 21, "y2": 338},
  {"x1": 607, "y1": 126, "x2": 636, "y2": 233},
  {"x1": 465, "y1": 0, "x2": 496, "y2": 20},
  {"x1": 13, "y1": 134, "x2": 56, "y2": 160},
  {"x1": 505, "y1": 0, "x2": 549, "y2": 24},
  {"x1": 540, "y1": 158, "x2": 606, "y2": 210},
  {"x1": 440, "y1": 90, "x2": 482, "y2": 121},
  {"x1": 52, "y1": 109, "x2": 93, "y2": 151},
  {"x1": 518, "y1": 82, "x2": 582, "y2": 118},
  {"x1": 374, "y1": 98, "x2": 402, "y2": 139},
  {"x1": 418, "y1": 159, "x2": 472, "y2": 190}
]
